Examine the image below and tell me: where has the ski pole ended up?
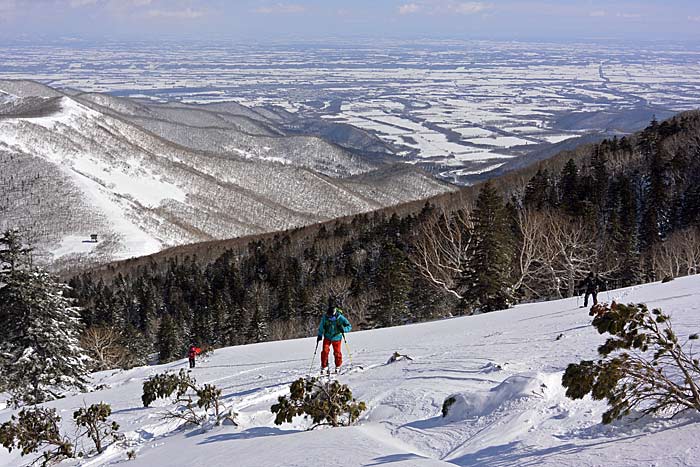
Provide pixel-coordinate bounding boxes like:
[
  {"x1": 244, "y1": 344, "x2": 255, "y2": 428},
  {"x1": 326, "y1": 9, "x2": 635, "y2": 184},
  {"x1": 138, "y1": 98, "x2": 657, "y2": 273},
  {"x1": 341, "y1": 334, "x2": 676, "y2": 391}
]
[
  {"x1": 342, "y1": 333, "x2": 353, "y2": 366},
  {"x1": 308, "y1": 339, "x2": 320, "y2": 374}
]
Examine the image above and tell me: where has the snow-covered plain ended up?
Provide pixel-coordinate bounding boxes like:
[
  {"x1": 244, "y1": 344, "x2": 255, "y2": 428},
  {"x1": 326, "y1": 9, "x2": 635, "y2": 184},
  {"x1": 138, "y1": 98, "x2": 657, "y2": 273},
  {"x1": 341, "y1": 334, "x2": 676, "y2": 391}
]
[
  {"x1": 2, "y1": 275, "x2": 699, "y2": 467},
  {"x1": 2, "y1": 40, "x2": 696, "y2": 182}
]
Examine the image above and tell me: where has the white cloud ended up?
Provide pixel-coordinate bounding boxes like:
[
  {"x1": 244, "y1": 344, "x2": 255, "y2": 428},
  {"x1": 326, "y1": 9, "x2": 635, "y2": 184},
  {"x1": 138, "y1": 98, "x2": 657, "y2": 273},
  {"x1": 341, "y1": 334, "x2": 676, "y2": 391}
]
[
  {"x1": 254, "y1": 3, "x2": 305, "y2": 14},
  {"x1": 398, "y1": 3, "x2": 420, "y2": 15},
  {"x1": 689, "y1": 15, "x2": 700, "y2": 22},
  {"x1": 143, "y1": 7, "x2": 205, "y2": 19},
  {"x1": 398, "y1": 1, "x2": 491, "y2": 17},
  {"x1": 449, "y1": 2, "x2": 490, "y2": 15},
  {"x1": 616, "y1": 12, "x2": 642, "y2": 19},
  {"x1": 66, "y1": 0, "x2": 153, "y2": 11},
  {"x1": 69, "y1": 0, "x2": 98, "y2": 7}
]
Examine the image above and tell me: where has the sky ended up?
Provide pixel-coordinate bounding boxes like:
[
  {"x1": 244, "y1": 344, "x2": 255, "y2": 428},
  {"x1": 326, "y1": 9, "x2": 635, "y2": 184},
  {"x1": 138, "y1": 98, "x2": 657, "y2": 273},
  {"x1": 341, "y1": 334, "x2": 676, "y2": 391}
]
[{"x1": 1, "y1": 0, "x2": 700, "y2": 43}]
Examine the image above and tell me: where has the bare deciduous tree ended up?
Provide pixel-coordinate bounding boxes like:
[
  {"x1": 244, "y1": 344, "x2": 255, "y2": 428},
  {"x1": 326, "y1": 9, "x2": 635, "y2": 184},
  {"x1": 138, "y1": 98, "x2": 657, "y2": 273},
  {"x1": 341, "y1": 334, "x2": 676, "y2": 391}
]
[
  {"x1": 516, "y1": 210, "x2": 609, "y2": 298},
  {"x1": 547, "y1": 212, "x2": 601, "y2": 297},
  {"x1": 80, "y1": 326, "x2": 128, "y2": 371},
  {"x1": 652, "y1": 227, "x2": 700, "y2": 279},
  {"x1": 514, "y1": 208, "x2": 557, "y2": 297},
  {"x1": 314, "y1": 276, "x2": 353, "y2": 305},
  {"x1": 409, "y1": 207, "x2": 472, "y2": 299}
]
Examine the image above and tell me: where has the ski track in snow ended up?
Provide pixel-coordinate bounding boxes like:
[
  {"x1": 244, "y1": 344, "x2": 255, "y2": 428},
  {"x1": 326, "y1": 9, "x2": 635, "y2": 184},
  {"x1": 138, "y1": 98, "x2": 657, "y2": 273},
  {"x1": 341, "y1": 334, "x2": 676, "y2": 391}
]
[{"x1": 1, "y1": 276, "x2": 700, "y2": 466}]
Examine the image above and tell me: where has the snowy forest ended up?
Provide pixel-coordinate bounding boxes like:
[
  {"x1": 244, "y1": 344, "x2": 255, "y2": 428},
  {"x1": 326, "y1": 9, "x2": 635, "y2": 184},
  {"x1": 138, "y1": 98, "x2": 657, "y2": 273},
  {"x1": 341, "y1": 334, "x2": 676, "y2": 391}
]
[{"x1": 59, "y1": 110, "x2": 700, "y2": 370}]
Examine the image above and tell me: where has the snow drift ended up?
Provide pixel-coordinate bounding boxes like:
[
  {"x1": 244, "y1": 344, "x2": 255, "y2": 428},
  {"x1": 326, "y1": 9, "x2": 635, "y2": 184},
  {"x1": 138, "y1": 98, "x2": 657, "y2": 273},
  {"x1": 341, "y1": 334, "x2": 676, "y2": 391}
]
[{"x1": 442, "y1": 372, "x2": 559, "y2": 422}]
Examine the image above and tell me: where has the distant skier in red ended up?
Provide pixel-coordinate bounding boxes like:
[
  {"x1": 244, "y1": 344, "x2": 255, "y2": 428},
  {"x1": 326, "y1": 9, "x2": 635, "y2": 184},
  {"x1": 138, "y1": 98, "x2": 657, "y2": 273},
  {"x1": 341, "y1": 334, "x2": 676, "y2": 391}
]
[
  {"x1": 188, "y1": 344, "x2": 202, "y2": 368},
  {"x1": 317, "y1": 297, "x2": 352, "y2": 373}
]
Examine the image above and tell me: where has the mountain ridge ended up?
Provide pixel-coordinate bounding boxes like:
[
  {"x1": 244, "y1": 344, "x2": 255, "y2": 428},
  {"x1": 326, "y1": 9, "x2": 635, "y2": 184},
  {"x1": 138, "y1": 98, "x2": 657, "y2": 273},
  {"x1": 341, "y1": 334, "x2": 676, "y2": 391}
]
[{"x1": 0, "y1": 80, "x2": 454, "y2": 271}]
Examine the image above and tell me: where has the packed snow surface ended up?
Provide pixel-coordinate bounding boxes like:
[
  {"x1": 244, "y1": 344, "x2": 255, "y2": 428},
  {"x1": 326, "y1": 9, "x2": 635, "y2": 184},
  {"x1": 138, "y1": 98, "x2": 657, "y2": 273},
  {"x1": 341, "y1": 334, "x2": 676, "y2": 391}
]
[{"x1": 2, "y1": 276, "x2": 700, "y2": 466}]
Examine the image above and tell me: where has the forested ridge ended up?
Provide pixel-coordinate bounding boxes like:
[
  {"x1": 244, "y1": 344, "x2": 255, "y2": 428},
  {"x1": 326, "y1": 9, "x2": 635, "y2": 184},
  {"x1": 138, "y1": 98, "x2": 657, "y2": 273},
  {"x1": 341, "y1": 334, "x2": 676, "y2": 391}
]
[{"x1": 66, "y1": 111, "x2": 700, "y2": 368}]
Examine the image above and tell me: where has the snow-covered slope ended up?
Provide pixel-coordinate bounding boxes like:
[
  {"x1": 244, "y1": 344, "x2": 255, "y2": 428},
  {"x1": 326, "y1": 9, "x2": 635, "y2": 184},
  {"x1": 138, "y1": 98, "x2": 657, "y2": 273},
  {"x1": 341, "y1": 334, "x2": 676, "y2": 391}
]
[
  {"x1": 0, "y1": 81, "x2": 453, "y2": 268},
  {"x1": 2, "y1": 276, "x2": 699, "y2": 467},
  {"x1": 0, "y1": 79, "x2": 64, "y2": 98}
]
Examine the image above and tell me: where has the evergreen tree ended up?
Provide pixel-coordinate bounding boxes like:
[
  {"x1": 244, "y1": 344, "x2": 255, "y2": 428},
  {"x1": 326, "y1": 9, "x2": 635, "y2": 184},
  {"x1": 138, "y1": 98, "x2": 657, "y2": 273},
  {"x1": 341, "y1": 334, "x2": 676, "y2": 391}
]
[
  {"x1": 681, "y1": 176, "x2": 700, "y2": 228},
  {"x1": 523, "y1": 168, "x2": 553, "y2": 210},
  {"x1": 245, "y1": 283, "x2": 270, "y2": 343},
  {"x1": 638, "y1": 117, "x2": 659, "y2": 159},
  {"x1": 617, "y1": 175, "x2": 640, "y2": 285},
  {"x1": 157, "y1": 314, "x2": 179, "y2": 363},
  {"x1": 0, "y1": 233, "x2": 90, "y2": 406},
  {"x1": 459, "y1": 182, "x2": 515, "y2": 313},
  {"x1": 559, "y1": 159, "x2": 580, "y2": 216},
  {"x1": 591, "y1": 146, "x2": 610, "y2": 213},
  {"x1": 0, "y1": 230, "x2": 33, "y2": 273},
  {"x1": 407, "y1": 275, "x2": 453, "y2": 320},
  {"x1": 228, "y1": 305, "x2": 247, "y2": 346},
  {"x1": 246, "y1": 306, "x2": 269, "y2": 343},
  {"x1": 639, "y1": 120, "x2": 668, "y2": 252},
  {"x1": 275, "y1": 257, "x2": 301, "y2": 322},
  {"x1": 134, "y1": 277, "x2": 159, "y2": 340},
  {"x1": 369, "y1": 242, "x2": 411, "y2": 327}
]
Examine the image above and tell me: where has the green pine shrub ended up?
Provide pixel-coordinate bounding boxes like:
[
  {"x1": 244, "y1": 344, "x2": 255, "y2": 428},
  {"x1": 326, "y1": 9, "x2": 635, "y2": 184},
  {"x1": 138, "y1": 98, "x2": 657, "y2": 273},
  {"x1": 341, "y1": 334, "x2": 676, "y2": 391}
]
[
  {"x1": 141, "y1": 369, "x2": 236, "y2": 427},
  {"x1": 0, "y1": 407, "x2": 74, "y2": 466},
  {"x1": 73, "y1": 402, "x2": 120, "y2": 454},
  {"x1": 562, "y1": 302, "x2": 700, "y2": 423},
  {"x1": 271, "y1": 377, "x2": 366, "y2": 429}
]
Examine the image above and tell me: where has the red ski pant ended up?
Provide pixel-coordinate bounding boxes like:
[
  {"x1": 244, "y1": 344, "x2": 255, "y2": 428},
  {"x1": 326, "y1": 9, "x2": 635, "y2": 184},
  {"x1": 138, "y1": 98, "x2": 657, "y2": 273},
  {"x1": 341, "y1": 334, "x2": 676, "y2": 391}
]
[{"x1": 321, "y1": 338, "x2": 343, "y2": 369}]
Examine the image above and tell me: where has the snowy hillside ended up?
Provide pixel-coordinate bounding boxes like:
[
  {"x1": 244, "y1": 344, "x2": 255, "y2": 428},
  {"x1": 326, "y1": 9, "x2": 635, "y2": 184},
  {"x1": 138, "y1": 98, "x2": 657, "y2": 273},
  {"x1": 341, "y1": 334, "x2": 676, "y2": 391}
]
[
  {"x1": 2, "y1": 276, "x2": 699, "y2": 467},
  {"x1": 0, "y1": 80, "x2": 453, "y2": 269}
]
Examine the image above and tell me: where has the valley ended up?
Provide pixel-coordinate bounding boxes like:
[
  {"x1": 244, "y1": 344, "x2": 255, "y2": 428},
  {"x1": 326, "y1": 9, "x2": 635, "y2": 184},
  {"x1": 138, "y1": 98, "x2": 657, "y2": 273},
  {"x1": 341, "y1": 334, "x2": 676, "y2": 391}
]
[{"x1": 0, "y1": 81, "x2": 453, "y2": 268}]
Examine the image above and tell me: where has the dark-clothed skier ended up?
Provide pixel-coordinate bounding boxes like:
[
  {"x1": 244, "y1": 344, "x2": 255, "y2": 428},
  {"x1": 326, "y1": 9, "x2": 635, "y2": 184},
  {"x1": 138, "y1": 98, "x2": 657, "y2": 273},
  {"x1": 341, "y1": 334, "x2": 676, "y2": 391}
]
[
  {"x1": 188, "y1": 344, "x2": 201, "y2": 368},
  {"x1": 317, "y1": 298, "x2": 352, "y2": 372},
  {"x1": 580, "y1": 272, "x2": 605, "y2": 307}
]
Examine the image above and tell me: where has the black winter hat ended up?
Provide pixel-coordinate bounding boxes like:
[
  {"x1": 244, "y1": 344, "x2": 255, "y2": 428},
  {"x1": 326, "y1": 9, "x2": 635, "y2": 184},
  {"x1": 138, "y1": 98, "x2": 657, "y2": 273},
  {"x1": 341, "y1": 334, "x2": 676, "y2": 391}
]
[{"x1": 327, "y1": 296, "x2": 337, "y2": 315}]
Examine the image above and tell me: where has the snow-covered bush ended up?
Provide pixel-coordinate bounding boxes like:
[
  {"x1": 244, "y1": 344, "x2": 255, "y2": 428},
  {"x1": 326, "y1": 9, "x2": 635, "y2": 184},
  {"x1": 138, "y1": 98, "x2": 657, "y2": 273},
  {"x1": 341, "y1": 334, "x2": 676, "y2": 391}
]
[
  {"x1": 73, "y1": 402, "x2": 120, "y2": 455},
  {"x1": 271, "y1": 377, "x2": 366, "y2": 429},
  {"x1": 0, "y1": 407, "x2": 74, "y2": 466},
  {"x1": 562, "y1": 302, "x2": 700, "y2": 423},
  {"x1": 141, "y1": 369, "x2": 236, "y2": 428}
]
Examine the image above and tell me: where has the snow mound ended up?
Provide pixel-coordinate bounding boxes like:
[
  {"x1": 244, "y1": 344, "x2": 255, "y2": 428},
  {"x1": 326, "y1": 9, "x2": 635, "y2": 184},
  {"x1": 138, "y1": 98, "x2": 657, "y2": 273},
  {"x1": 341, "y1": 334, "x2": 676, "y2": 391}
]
[{"x1": 443, "y1": 372, "x2": 558, "y2": 422}]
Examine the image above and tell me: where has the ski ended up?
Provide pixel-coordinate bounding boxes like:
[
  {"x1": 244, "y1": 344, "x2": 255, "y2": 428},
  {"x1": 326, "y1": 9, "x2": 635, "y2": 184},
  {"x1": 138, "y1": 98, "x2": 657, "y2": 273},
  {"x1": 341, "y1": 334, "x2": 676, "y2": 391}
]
[{"x1": 335, "y1": 364, "x2": 365, "y2": 376}]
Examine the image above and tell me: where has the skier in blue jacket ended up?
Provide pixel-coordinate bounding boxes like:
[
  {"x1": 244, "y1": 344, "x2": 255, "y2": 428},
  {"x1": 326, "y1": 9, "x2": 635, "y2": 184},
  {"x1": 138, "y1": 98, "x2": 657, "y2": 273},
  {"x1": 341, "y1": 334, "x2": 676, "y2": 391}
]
[{"x1": 317, "y1": 298, "x2": 352, "y2": 371}]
